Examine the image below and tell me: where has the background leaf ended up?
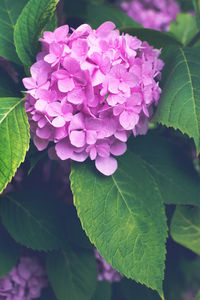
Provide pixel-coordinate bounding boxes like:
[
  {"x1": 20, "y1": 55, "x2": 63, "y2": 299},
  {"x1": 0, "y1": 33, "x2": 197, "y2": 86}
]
[
  {"x1": 91, "y1": 281, "x2": 111, "y2": 300},
  {"x1": 14, "y1": 0, "x2": 59, "y2": 67},
  {"x1": 46, "y1": 247, "x2": 97, "y2": 300},
  {"x1": 85, "y1": 3, "x2": 141, "y2": 29},
  {"x1": 0, "y1": 191, "x2": 65, "y2": 250},
  {"x1": 59, "y1": 203, "x2": 92, "y2": 249},
  {"x1": 129, "y1": 133, "x2": 200, "y2": 206},
  {"x1": 0, "y1": 97, "x2": 30, "y2": 194},
  {"x1": 70, "y1": 140, "x2": 167, "y2": 298},
  {"x1": 169, "y1": 13, "x2": 198, "y2": 46},
  {"x1": 0, "y1": 222, "x2": 19, "y2": 278},
  {"x1": 195, "y1": 291, "x2": 200, "y2": 300},
  {"x1": 0, "y1": 68, "x2": 18, "y2": 97},
  {"x1": 192, "y1": 0, "x2": 200, "y2": 29},
  {"x1": 170, "y1": 206, "x2": 200, "y2": 255},
  {"x1": 0, "y1": 0, "x2": 27, "y2": 64},
  {"x1": 153, "y1": 46, "x2": 200, "y2": 153}
]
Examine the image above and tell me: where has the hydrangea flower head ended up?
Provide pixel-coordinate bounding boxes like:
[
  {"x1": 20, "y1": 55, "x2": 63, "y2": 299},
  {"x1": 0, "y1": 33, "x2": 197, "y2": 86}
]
[
  {"x1": 0, "y1": 257, "x2": 47, "y2": 300},
  {"x1": 94, "y1": 249, "x2": 122, "y2": 283},
  {"x1": 23, "y1": 22, "x2": 164, "y2": 175},
  {"x1": 121, "y1": 0, "x2": 180, "y2": 31}
]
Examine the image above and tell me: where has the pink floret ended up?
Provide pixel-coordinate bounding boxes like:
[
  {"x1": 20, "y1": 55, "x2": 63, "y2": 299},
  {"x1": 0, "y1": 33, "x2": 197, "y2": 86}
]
[
  {"x1": 0, "y1": 257, "x2": 47, "y2": 300},
  {"x1": 23, "y1": 22, "x2": 164, "y2": 176},
  {"x1": 121, "y1": 0, "x2": 180, "y2": 31}
]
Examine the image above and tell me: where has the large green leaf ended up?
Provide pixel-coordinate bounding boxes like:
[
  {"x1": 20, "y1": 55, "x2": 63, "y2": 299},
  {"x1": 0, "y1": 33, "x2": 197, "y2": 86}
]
[
  {"x1": 170, "y1": 206, "x2": 200, "y2": 255},
  {"x1": 14, "y1": 0, "x2": 59, "y2": 67},
  {"x1": 0, "y1": 223, "x2": 19, "y2": 278},
  {"x1": 169, "y1": 13, "x2": 198, "y2": 46},
  {"x1": 0, "y1": 97, "x2": 30, "y2": 194},
  {"x1": 154, "y1": 47, "x2": 200, "y2": 153},
  {"x1": 70, "y1": 141, "x2": 167, "y2": 298},
  {"x1": 0, "y1": 0, "x2": 27, "y2": 64},
  {"x1": 0, "y1": 191, "x2": 65, "y2": 251},
  {"x1": 70, "y1": 132, "x2": 200, "y2": 297},
  {"x1": 85, "y1": 3, "x2": 141, "y2": 29},
  {"x1": 46, "y1": 247, "x2": 97, "y2": 300},
  {"x1": 130, "y1": 134, "x2": 200, "y2": 206}
]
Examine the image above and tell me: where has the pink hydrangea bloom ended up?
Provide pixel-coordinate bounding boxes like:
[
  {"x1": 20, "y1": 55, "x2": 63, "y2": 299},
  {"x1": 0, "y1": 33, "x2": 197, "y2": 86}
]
[
  {"x1": 121, "y1": 0, "x2": 180, "y2": 31},
  {"x1": 23, "y1": 22, "x2": 164, "y2": 176},
  {"x1": 0, "y1": 257, "x2": 47, "y2": 300},
  {"x1": 94, "y1": 249, "x2": 122, "y2": 283}
]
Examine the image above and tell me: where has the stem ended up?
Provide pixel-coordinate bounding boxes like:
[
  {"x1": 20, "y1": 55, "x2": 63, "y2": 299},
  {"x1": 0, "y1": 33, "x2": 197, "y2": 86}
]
[{"x1": 196, "y1": 0, "x2": 200, "y2": 18}]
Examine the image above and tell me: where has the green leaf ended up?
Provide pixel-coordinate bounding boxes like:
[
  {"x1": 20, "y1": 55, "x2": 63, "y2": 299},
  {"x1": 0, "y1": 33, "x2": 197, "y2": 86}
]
[
  {"x1": 59, "y1": 203, "x2": 92, "y2": 249},
  {"x1": 0, "y1": 68, "x2": 18, "y2": 97},
  {"x1": 14, "y1": 0, "x2": 59, "y2": 67},
  {"x1": 153, "y1": 46, "x2": 200, "y2": 153},
  {"x1": 119, "y1": 28, "x2": 181, "y2": 49},
  {"x1": 85, "y1": 3, "x2": 141, "y2": 29},
  {"x1": 46, "y1": 247, "x2": 97, "y2": 300},
  {"x1": 91, "y1": 281, "x2": 111, "y2": 300},
  {"x1": 0, "y1": 97, "x2": 30, "y2": 194},
  {"x1": 28, "y1": 150, "x2": 47, "y2": 175},
  {"x1": 0, "y1": 222, "x2": 19, "y2": 278},
  {"x1": 0, "y1": 0, "x2": 27, "y2": 64},
  {"x1": 195, "y1": 291, "x2": 200, "y2": 300},
  {"x1": 70, "y1": 140, "x2": 168, "y2": 298},
  {"x1": 192, "y1": 0, "x2": 200, "y2": 29},
  {"x1": 169, "y1": 13, "x2": 198, "y2": 46},
  {"x1": 129, "y1": 133, "x2": 200, "y2": 206},
  {"x1": 170, "y1": 206, "x2": 200, "y2": 255},
  {"x1": 0, "y1": 191, "x2": 65, "y2": 251},
  {"x1": 43, "y1": 12, "x2": 57, "y2": 32},
  {"x1": 121, "y1": 278, "x2": 160, "y2": 300}
]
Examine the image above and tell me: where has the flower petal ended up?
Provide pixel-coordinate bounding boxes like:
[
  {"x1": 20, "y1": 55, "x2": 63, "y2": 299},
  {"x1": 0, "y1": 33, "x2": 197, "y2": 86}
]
[{"x1": 95, "y1": 156, "x2": 117, "y2": 176}]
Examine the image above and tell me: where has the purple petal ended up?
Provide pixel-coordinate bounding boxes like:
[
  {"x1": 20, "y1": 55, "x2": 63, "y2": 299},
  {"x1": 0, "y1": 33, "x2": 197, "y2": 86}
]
[
  {"x1": 44, "y1": 54, "x2": 57, "y2": 64},
  {"x1": 110, "y1": 141, "x2": 127, "y2": 156},
  {"x1": 52, "y1": 116, "x2": 66, "y2": 128},
  {"x1": 119, "y1": 111, "x2": 139, "y2": 130},
  {"x1": 58, "y1": 78, "x2": 75, "y2": 92},
  {"x1": 54, "y1": 25, "x2": 69, "y2": 41},
  {"x1": 71, "y1": 151, "x2": 88, "y2": 162},
  {"x1": 33, "y1": 136, "x2": 49, "y2": 151},
  {"x1": 67, "y1": 88, "x2": 85, "y2": 104},
  {"x1": 46, "y1": 102, "x2": 62, "y2": 117},
  {"x1": 36, "y1": 126, "x2": 51, "y2": 139},
  {"x1": 35, "y1": 99, "x2": 47, "y2": 112},
  {"x1": 69, "y1": 113, "x2": 85, "y2": 131},
  {"x1": 70, "y1": 130, "x2": 86, "y2": 147},
  {"x1": 95, "y1": 156, "x2": 117, "y2": 176},
  {"x1": 108, "y1": 78, "x2": 119, "y2": 94},
  {"x1": 96, "y1": 21, "x2": 116, "y2": 37},
  {"x1": 55, "y1": 140, "x2": 73, "y2": 160},
  {"x1": 86, "y1": 130, "x2": 97, "y2": 144},
  {"x1": 23, "y1": 77, "x2": 36, "y2": 89}
]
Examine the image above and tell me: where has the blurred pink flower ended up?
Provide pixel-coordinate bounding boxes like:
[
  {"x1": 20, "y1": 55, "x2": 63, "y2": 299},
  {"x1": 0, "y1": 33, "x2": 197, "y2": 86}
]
[
  {"x1": 0, "y1": 257, "x2": 47, "y2": 300},
  {"x1": 121, "y1": 0, "x2": 180, "y2": 31},
  {"x1": 94, "y1": 249, "x2": 122, "y2": 283}
]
